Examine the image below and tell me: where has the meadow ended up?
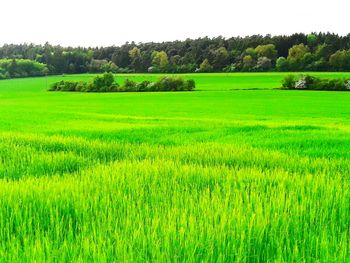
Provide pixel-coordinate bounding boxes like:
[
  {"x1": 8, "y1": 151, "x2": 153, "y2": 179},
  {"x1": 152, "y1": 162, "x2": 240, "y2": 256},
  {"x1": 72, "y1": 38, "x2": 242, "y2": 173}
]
[{"x1": 0, "y1": 72, "x2": 350, "y2": 262}]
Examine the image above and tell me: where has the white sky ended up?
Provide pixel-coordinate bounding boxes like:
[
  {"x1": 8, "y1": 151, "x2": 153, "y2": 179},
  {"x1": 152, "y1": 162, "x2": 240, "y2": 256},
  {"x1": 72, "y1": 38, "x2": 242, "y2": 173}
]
[{"x1": 0, "y1": 0, "x2": 349, "y2": 47}]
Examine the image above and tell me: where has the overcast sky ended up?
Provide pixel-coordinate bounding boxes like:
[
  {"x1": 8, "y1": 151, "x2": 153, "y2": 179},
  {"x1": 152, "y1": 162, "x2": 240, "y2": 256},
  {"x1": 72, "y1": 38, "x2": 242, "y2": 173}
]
[{"x1": 1, "y1": 0, "x2": 349, "y2": 47}]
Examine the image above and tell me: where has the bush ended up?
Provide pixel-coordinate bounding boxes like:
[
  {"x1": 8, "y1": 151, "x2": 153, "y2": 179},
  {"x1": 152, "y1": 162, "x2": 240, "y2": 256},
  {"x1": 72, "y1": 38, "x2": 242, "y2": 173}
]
[
  {"x1": 281, "y1": 74, "x2": 350, "y2": 91},
  {"x1": 60, "y1": 81, "x2": 78, "y2": 92},
  {"x1": 281, "y1": 75, "x2": 297, "y2": 89},
  {"x1": 123, "y1": 79, "x2": 138, "y2": 91},
  {"x1": 49, "y1": 74, "x2": 195, "y2": 93},
  {"x1": 136, "y1": 81, "x2": 151, "y2": 92},
  {"x1": 90, "y1": 72, "x2": 115, "y2": 92},
  {"x1": 106, "y1": 84, "x2": 119, "y2": 92},
  {"x1": 75, "y1": 81, "x2": 89, "y2": 92},
  {"x1": 146, "y1": 82, "x2": 160, "y2": 92},
  {"x1": 158, "y1": 77, "x2": 185, "y2": 91},
  {"x1": 186, "y1": 79, "x2": 196, "y2": 91},
  {"x1": 48, "y1": 80, "x2": 78, "y2": 92},
  {"x1": 157, "y1": 77, "x2": 196, "y2": 91}
]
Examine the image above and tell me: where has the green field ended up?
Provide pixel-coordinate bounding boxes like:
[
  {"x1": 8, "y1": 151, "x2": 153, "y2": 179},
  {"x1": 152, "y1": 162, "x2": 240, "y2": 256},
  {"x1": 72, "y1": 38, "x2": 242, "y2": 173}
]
[{"x1": 1, "y1": 73, "x2": 350, "y2": 262}]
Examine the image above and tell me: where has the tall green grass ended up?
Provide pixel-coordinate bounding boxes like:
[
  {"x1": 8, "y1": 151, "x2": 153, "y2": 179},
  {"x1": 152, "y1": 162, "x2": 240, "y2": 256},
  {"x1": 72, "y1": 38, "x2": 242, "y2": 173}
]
[{"x1": 0, "y1": 73, "x2": 350, "y2": 261}]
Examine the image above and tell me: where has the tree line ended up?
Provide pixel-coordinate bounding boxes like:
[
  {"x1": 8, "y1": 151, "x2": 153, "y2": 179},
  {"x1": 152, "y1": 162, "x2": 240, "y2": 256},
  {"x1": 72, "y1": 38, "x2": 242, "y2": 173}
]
[
  {"x1": 0, "y1": 59, "x2": 47, "y2": 79},
  {"x1": 1, "y1": 33, "x2": 350, "y2": 78}
]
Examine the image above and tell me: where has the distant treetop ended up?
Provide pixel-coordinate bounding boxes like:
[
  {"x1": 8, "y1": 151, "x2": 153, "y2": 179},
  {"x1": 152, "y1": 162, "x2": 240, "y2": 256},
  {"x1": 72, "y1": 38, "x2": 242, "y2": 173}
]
[{"x1": 1, "y1": 33, "x2": 350, "y2": 78}]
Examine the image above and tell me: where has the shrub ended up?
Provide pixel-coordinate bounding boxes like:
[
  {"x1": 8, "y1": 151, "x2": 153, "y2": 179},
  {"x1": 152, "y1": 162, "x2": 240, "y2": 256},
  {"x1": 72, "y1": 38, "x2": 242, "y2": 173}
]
[
  {"x1": 186, "y1": 79, "x2": 196, "y2": 91},
  {"x1": 106, "y1": 84, "x2": 119, "y2": 92},
  {"x1": 49, "y1": 74, "x2": 195, "y2": 93},
  {"x1": 158, "y1": 77, "x2": 185, "y2": 91},
  {"x1": 346, "y1": 80, "x2": 350, "y2": 90},
  {"x1": 123, "y1": 79, "x2": 138, "y2": 92},
  {"x1": 281, "y1": 75, "x2": 297, "y2": 89},
  {"x1": 49, "y1": 80, "x2": 78, "y2": 92},
  {"x1": 281, "y1": 74, "x2": 349, "y2": 91},
  {"x1": 75, "y1": 81, "x2": 89, "y2": 92},
  {"x1": 90, "y1": 72, "x2": 115, "y2": 92},
  {"x1": 121, "y1": 77, "x2": 195, "y2": 92},
  {"x1": 136, "y1": 81, "x2": 151, "y2": 92},
  {"x1": 48, "y1": 81, "x2": 59, "y2": 91},
  {"x1": 294, "y1": 77, "x2": 306, "y2": 89},
  {"x1": 60, "y1": 81, "x2": 78, "y2": 92},
  {"x1": 146, "y1": 82, "x2": 159, "y2": 92},
  {"x1": 156, "y1": 77, "x2": 196, "y2": 91}
]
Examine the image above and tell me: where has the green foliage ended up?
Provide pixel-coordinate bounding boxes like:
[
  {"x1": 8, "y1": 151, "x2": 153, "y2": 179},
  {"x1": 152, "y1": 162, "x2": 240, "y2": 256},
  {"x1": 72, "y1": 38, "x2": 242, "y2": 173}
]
[
  {"x1": 75, "y1": 81, "x2": 89, "y2": 92},
  {"x1": 287, "y1": 44, "x2": 311, "y2": 70},
  {"x1": 255, "y1": 57, "x2": 272, "y2": 71},
  {"x1": 89, "y1": 59, "x2": 119, "y2": 73},
  {"x1": 282, "y1": 74, "x2": 350, "y2": 91},
  {"x1": 212, "y1": 47, "x2": 229, "y2": 70},
  {"x1": 118, "y1": 77, "x2": 195, "y2": 92},
  {"x1": 49, "y1": 73, "x2": 117, "y2": 92},
  {"x1": 0, "y1": 59, "x2": 47, "y2": 79},
  {"x1": 307, "y1": 34, "x2": 317, "y2": 48},
  {"x1": 101, "y1": 61, "x2": 119, "y2": 73},
  {"x1": 151, "y1": 51, "x2": 169, "y2": 71},
  {"x1": 255, "y1": 44, "x2": 277, "y2": 60},
  {"x1": 281, "y1": 74, "x2": 297, "y2": 89},
  {"x1": 157, "y1": 76, "x2": 195, "y2": 91},
  {"x1": 329, "y1": 50, "x2": 350, "y2": 71},
  {"x1": 91, "y1": 72, "x2": 115, "y2": 91},
  {"x1": 242, "y1": 55, "x2": 255, "y2": 71},
  {"x1": 122, "y1": 79, "x2": 138, "y2": 91},
  {"x1": 245, "y1": 47, "x2": 257, "y2": 59},
  {"x1": 129, "y1": 47, "x2": 142, "y2": 72},
  {"x1": 2, "y1": 33, "x2": 350, "y2": 73},
  {"x1": 223, "y1": 63, "x2": 237, "y2": 72},
  {"x1": 49, "y1": 74, "x2": 196, "y2": 92},
  {"x1": 129, "y1": 47, "x2": 141, "y2": 59},
  {"x1": 276, "y1": 57, "x2": 288, "y2": 71},
  {"x1": 186, "y1": 79, "x2": 196, "y2": 91},
  {"x1": 198, "y1": 59, "x2": 213, "y2": 72},
  {"x1": 136, "y1": 80, "x2": 152, "y2": 92}
]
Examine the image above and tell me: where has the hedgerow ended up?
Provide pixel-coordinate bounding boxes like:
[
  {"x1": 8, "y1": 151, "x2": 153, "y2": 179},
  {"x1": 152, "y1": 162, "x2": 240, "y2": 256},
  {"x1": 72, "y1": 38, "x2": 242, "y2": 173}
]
[
  {"x1": 282, "y1": 74, "x2": 350, "y2": 91},
  {"x1": 49, "y1": 73, "x2": 196, "y2": 92}
]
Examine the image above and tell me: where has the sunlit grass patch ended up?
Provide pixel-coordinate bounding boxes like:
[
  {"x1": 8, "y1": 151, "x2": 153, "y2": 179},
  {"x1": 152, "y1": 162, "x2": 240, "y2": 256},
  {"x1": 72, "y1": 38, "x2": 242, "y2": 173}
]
[{"x1": 0, "y1": 73, "x2": 350, "y2": 261}]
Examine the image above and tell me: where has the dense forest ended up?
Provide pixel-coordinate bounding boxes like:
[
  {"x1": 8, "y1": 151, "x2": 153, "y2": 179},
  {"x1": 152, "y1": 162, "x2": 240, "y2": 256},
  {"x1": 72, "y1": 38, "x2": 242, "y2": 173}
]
[{"x1": 1, "y1": 33, "x2": 350, "y2": 78}]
